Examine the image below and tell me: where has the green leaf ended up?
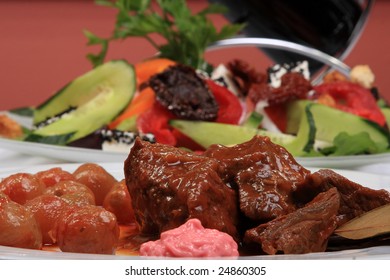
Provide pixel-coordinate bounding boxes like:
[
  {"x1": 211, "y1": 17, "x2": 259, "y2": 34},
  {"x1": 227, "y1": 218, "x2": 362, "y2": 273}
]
[
  {"x1": 321, "y1": 132, "x2": 378, "y2": 156},
  {"x1": 217, "y1": 23, "x2": 246, "y2": 40},
  {"x1": 9, "y1": 107, "x2": 34, "y2": 117},
  {"x1": 117, "y1": 0, "x2": 151, "y2": 12},
  {"x1": 85, "y1": 0, "x2": 244, "y2": 68},
  {"x1": 95, "y1": 0, "x2": 116, "y2": 7},
  {"x1": 159, "y1": 0, "x2": 190, "y2": 19},
  {"x1": 114, "y1": 13, "x2": 168, "y2": 38},
  {"x1": 84, "y1": 30, "x2": 106, "y2": 45},
  {"x1": 24, "y1": 132, "x2": 75, "y2": 146}
]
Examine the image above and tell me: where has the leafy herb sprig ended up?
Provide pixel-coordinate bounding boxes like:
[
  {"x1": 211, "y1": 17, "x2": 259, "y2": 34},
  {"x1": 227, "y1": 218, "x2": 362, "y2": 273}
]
[{"x1": 84, "y1": 0, "x2": 244, "y2": 70}]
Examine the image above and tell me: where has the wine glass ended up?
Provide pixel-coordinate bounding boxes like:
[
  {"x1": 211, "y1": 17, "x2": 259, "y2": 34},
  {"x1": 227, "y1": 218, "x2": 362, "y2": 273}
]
[{"x1": 209, "y1": 0, "x2": 374, "y2": 74}]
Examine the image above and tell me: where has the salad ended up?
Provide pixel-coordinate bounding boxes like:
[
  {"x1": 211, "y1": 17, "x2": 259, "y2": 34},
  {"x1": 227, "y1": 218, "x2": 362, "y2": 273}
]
[{"x1": 1, "y1": 0, "x2": 390, "y2": 158}]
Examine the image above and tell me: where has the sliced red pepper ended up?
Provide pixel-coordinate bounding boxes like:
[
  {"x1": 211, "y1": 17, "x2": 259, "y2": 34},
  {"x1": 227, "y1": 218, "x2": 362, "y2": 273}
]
[
  {"x1": 136, "y1": 102, "x2": 177, "y2": 146},
  {"x1": 206, "y1": 80, "x2": 243, "y2": 124},
  {"x1": 171, "y1": 129, "x2": 205, "y2": 151},
  {"x1": 314, "y1": 81, "x2": 386, "y2": 126},
  {"x1": 264, "y1": 103, "x2": 288, "y2": 132}
]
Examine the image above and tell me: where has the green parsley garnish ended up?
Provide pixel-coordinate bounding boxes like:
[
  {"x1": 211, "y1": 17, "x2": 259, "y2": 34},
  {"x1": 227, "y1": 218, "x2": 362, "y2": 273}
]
[{"x1": 84, "y1": 0, "x2": 244, "y2": 70}]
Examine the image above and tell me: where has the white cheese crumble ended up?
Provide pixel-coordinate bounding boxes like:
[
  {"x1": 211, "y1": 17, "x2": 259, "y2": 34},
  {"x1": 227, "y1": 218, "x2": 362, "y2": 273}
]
[
  {"x1": 268, "y1": 61, "x2": 310, "y2": 88},
  {"x1": 211, "y1": 64, "x2": 241, "y2": 96}
]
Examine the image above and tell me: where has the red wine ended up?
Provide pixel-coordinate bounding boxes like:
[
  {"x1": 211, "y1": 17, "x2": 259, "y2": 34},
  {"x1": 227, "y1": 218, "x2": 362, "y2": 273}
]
[{"x1": 210, "y1": 0, "x2": 373, "y2": 73}]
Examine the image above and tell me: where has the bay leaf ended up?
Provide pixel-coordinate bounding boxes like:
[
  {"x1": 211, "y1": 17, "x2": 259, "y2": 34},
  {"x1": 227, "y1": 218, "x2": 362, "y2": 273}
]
[{"x1": 334, "y1": 204, "x2": 390, "y2": 240}]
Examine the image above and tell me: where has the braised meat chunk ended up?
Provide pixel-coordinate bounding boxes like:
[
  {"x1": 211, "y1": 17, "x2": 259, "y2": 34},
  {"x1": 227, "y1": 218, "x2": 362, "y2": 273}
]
[
  {"x1": 244, "y1": 188, "x2": 340, "y2": 255},
  {"x1": 124, "y1": 138, "x2": 238, "y2": 238},
  {"x1": 295, "y1": 169, "x2": 390, "y2": 225},
  {"x1": 204, "y1": 136, "x2": 311, "y2": 221}
]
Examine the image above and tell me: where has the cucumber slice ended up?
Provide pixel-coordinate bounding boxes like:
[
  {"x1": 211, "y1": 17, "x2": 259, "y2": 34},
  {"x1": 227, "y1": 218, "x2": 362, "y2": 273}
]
[
  {"x1": 242, "y1": 111, "x2": 263, "y2": 129},
  {"x1": 285, "y1": 100, "x2": 310, "y2": 134},
  {"x1": 170, "y1": 120, "x2": 295, "y2": 148},
  {"x1": 309, "y1": 103, "x2": 390, "y2": 152},
  {"x1": 29, "y1": 60, "x2": 136, "y2": 143}
]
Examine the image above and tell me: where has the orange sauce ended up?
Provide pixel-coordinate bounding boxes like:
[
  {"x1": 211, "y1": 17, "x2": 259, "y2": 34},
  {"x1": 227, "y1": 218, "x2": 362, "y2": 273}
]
[{"x1": 41, "y1": 223, "x2": 152, "y2": 256}]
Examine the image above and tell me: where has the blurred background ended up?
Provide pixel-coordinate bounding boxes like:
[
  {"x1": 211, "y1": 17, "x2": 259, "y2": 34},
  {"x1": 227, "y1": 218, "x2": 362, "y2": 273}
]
[{"x1": 0, "y1": 0, "x2": 389, "y2": 110}]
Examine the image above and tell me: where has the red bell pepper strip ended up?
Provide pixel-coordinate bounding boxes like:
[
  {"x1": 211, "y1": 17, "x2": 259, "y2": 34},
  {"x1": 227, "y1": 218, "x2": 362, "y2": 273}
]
[
  {"x1": 136, "y1": 102, "x2": 177, "y2": 146},
  {"x1": 314, "y1": 81, "x2": 386, "y2": 126},
  {"x1": 205, "y1": 80, "x2": 243, "y2": 124},
  {"x1": 264, "y1": 103, "x2": 288, "y2": 132}
]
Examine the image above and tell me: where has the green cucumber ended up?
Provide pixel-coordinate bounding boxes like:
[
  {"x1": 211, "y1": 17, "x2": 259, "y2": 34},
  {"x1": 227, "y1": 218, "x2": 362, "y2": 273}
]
[
  {"x1": 242, "y1": 111, "x2": 263, "y2": 129},
  {"x1": 285, "y1": 100, "x2": 310, "y2": 134},
  {"x1": 170, "y1": 120, "x2": 295, "y2": 148},
  {"x1": 170, "y1": 118, "x2": 330, "y2": 156},
  {"x1": 381, "y1": 107, "x2": 390, "y2": 127},
  {"x1": 28, "y1": 60, "x2": 136, "y2": 144},
  {"x1": 309, "y1": 102, "x2": 390, "y2": 152}
]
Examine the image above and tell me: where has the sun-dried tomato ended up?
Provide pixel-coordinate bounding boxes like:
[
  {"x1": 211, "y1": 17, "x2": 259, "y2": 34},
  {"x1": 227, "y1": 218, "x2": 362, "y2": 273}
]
[
  {"x1": 227, "y1": 59, "x2": 268, "y2": 96},
  {"x1": 248, "y1": 72, "x2": 312, "y2": 106},
  {"x1": 147, "y1": 64, "x2": 219, "y2": 121}
]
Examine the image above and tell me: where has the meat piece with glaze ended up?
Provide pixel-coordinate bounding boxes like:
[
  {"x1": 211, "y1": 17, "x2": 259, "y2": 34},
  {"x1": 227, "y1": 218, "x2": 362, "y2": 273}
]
[
  {"x1": 204, "y1": 135, "x2": 311, "y2": 222},
  {"x1": 294, "y1": 169, "x2": 390, "y2": 225},
  {"x1": 124, "y1": 138, "x2": 239, "y2": 239},
  {"x1": 244, "y1": 188, "x2": 340, "y2": 255}
]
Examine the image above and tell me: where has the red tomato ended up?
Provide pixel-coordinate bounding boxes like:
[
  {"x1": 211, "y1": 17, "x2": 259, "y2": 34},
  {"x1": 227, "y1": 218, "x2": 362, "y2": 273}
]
[
  {"x1": 25, "y1": 194, "x2": 69, "y2": 245},
  {"x1": 103, "y1": 180, "x2": 135, "y2": 225},
  {"x1": 314, "y1": 81, "x2": 386, "y2": 126},
  {"x1": 56, "y1": 205, "x2": 119, "y2": 255},
  {"x1": 43, "y1": 180, "x2": 96, "y2": 206},
  {"x1": 73, "y1": 163, "x2": 118, "y2": 206},
  {"x1": 206, "y1": 80, "x2": 243, "y2": 124},
  {"x1": 35, "y1": 167, "x2": 75, "y2": 188},
  {"x1": 0, "y1": 193, "x2": 42, "y2": 249},
  {"x1": 0, "y1": 173, "x2": 45, "y2": 204},
  {"x1": 264, "y1": 103, "x2": 288, "y2": 132},
  {"x1": 136, "y1": 102, "x2": 177, "y2": 146}
]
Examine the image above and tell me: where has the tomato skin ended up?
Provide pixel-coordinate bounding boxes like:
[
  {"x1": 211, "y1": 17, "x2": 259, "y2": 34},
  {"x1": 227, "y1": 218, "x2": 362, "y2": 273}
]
[
  {"x1": 25, "y1": 194, "x2": 69, "y2": 245},
  {"x1": 206, "y1": 80, "x2": 243, "y2": 124},
  {"x1": 0, "y1": 192, "x2": 43, "y2": 249},
  {"x1": 314, "y1": 81, "x2": 386, "y2": 126},
  {"x1": 35, "y1": 167, "x2": 75, "y2": 188},
  {"x1": 43, "y1": 180, "x2": 96, "y2": 206},
  {"x1": 56, "y1": 205, "x2": 119, "y2": 255},
  {"x1": 264, "y1": 104, "x2": 288, "y2": 132},
  {"x1": 0, "y1": 173, "x2": 45, "y2": 205},
  {"x1": 73, "y1": 163, "x2": 118, "y2": 206},
  {"x1": 137, "y1": 102, "x2": 178, "y2": 146},
  {"x1": 103, "y1": 180, "x2": 135, "y2": 225}
]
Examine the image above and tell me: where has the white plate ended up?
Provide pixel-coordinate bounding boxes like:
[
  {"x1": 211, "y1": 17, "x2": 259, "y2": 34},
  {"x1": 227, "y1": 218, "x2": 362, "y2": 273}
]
[
  {"x1": 0, "y1": 163, "x2": 389, "y2": 259},
  {"x1": 0, "y1": 137, "x2": 130, "y2": 163},
  {"x1": 2, "y1": 136, "x2": 390, "y2": 169},
  {"x1": 3, "y1": 111, "x2": 390, "y2": 168}
]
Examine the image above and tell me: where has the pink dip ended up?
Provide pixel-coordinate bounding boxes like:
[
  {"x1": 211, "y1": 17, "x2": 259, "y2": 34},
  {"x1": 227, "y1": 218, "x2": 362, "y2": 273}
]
[{"x1": 139, "y1": 219, "x2": 239, "y2": 258}]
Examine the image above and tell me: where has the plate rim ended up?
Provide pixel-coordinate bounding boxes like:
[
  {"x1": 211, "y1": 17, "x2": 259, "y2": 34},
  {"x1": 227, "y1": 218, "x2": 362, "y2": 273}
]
[{"x1": 2, "y1": 136, "x2": 390, "y2": 167}]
